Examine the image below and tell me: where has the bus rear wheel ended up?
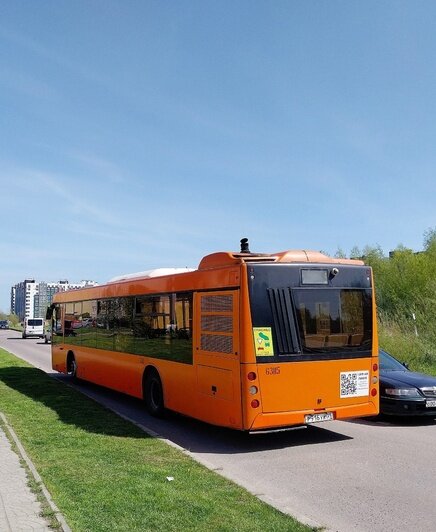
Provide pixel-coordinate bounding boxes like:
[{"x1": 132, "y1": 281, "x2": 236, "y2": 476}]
[
  {"x1": 67, "y1": 353, "x2": 77, "y2": 379},
  {"x1": 144, "y1": 370, "x2": 165, "y2": 417}
]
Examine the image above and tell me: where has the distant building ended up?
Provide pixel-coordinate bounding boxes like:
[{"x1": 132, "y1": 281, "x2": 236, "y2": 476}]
[
  {"x1": 11, "y1": 279, "x2": 98, "y2": 321},
  {"x1": 10, "y1": 286, "x2": 16, "y2": 316},
  {"x1": 10, "y1": 279, "x2": 37, "y2": 322}
]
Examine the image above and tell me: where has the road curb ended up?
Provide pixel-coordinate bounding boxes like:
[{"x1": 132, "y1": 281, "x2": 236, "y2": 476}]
[{"x1": 0, "y1": 412, "x2": 71, "y2": 532}]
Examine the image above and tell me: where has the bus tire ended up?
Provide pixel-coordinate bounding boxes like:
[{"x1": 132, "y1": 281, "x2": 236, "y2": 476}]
[
  {"x1": 66, "y1": 352, "x2": 78, "y2": 379},
  {"x1": 144, "y1": 369, "x2": 165, "y2": 417}
]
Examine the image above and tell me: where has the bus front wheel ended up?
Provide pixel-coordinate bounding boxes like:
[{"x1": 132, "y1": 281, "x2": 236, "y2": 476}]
[{"x1": 144, "y1": 370, "x2": 165, "y2": 417}]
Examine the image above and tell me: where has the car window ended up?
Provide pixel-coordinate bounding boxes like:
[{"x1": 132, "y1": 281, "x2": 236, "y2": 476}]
[{"x1": 379, "y1": 350, "x2": 407, "y2": 371}]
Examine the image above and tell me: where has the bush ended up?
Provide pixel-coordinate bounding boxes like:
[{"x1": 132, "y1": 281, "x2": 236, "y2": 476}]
[{"x1": 361, "y1": 228, "x2": 436, "y2": 375}]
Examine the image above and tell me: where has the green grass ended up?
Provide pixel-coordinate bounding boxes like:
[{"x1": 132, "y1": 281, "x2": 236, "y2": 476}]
[
  {"x1": 379, "y1": 320, "x2": 436, "y2": 376},
  {"x1": 0, "y1": 348, "x2": 311, "y2": 532}
]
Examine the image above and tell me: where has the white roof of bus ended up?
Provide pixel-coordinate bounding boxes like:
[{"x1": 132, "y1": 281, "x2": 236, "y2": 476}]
[{"x1": 108, "y1": 267, "x2": 195, "y2": 283}]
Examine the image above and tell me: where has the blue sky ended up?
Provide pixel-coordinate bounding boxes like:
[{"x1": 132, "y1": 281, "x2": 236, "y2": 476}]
[{"x1": 1, "y1": 1, "x2": 435, "y2": 312}]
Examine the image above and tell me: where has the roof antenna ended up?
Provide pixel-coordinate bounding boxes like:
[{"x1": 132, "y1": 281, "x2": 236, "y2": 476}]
[{"x1": 240, "y1": 238, "x2": 251, "y2": 254}]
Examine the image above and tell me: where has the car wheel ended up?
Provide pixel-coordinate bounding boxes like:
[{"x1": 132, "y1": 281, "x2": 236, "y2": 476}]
[
  {"x1": 144, "y1": 370, "x2": 165, "y2": 417},
  {"x1": 22, "y1": 333, "x2": 26, "y2": 339}
]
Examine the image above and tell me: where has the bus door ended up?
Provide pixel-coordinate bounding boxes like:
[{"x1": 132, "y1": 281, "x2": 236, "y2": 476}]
[{"x1": 193, "y1": 290, "x2": 242, "y2": 429}]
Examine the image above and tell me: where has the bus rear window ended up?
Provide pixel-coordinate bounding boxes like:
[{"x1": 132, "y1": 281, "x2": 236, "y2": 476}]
[
  {"x1": 27, "y1": 319, "x2": 43, "y2": 327},
  {"x1": 293, "y1": 289, "x2": 372, "y2": 353}
]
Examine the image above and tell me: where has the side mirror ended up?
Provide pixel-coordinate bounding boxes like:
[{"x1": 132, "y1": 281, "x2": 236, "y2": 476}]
[{"x1": 402, "y1": 362, "x2": 409, "y2": 370}]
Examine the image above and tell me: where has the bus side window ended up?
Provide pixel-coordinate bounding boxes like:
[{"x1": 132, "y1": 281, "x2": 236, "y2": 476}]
[
  {"x1": 114, "y1": 297, "x2": 135, "y2": 353},
  {"x1": 133, "y1": 293, "x2": 193, "y2": 364},
  {"x1": 82, "y1": 300, "x2": 97, "y2": 348}
]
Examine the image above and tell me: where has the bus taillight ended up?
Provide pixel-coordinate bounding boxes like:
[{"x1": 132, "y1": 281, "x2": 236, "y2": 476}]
[
  {"x1": 247, "y1": 372, "x2": 257, "y2": 381},
  {"x1": 373, "y1": 363, "x2": 378, "y2": 371},
  {"x1": 251, "y1": 399, "x2": 260, "y2": 408},
  {"x1": 371, "y1": 388, "x2": 377, "y2": 397}
]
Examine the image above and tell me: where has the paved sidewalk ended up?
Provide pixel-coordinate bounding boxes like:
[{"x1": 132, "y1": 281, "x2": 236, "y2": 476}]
[{"x1": 0, "y1": 425, "x2": 51, "y2": 531}]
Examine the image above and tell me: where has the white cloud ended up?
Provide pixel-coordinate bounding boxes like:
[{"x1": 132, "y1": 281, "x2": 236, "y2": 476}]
[
  {"x1": 65, "y1": 151, "x2": 128, "y2": 184},
  {"x1": 0, "y1": 27, "x2": 107, "y2": 86},
  {"x1": 1, "y1": 165, "x2": 126, "y2": 227},
  {"x1": 0, "y1": 67, "x2": 59, "y2": 100}
]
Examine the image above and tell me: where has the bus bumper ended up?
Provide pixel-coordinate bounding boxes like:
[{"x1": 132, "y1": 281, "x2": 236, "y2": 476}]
[{"x1": 248, "y1": 401, "x2": 379, "y2": 431}]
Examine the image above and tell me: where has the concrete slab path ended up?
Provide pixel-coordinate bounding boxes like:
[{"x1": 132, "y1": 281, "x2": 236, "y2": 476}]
[{"x1": 0, "y1": 426, "x2": 51, "y2": 532}]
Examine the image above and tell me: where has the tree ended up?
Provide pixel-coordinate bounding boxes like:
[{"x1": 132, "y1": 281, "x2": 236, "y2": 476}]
[
  {"x1": 7, "y1": 314, "x2": 20, "y2": 327},
  {"x1": 334, "y1": 247, "x2": 347, "y2": 259},
  {"x1": 350, "y1": 246, "x2": 361, "y2": 259},
  {"x1": 423, "y1": 227, "x2": 436, "y2": 253}
]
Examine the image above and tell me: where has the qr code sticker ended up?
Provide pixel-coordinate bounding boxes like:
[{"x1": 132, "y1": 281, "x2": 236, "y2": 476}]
[
  {"x1": 341, "y1": 373, "x2": 357, "y2": 397},
  {"x1": 340, "y1": 371, "x2": 369, "y2": 398}
]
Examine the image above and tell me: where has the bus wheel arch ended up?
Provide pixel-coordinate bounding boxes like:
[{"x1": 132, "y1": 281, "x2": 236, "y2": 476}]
[
  {"x1": 143, "y1": 366, "x2": 165, "y2": 417},
  {"x1": 66, "y1": 351, "x2": 77, "y2": 379}
]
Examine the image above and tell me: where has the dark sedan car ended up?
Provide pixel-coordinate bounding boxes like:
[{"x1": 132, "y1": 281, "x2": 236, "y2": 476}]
[{"x1": 380, "y1": 349, "x2": 436, "y2": 416}]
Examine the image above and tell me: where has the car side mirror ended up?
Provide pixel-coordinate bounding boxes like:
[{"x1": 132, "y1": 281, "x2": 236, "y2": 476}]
[{"x1": 402, "y1": 362, "x2": 409, "y2": 369}]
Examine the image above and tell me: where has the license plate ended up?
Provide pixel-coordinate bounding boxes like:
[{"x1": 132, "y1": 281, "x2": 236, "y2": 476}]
[
  {"x1": 305, "y1": 412, "x2": 334, "y2": 424},
  {"x1": 426, "y1": 400, "x2": 436, "y2": 408}
]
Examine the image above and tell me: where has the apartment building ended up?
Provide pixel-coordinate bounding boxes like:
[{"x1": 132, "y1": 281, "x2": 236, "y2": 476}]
[
  {"x1": 11, "y1": 279, "x2": 38, "y2": 322},
  {"x1": 11, "y1": 279, "x2": 98, "y2": 321}
]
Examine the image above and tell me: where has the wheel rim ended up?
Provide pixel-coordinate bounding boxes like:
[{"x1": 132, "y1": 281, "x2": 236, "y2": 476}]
[{"x1": 68, "y1": 359, "x2": 77, "y2": 377}]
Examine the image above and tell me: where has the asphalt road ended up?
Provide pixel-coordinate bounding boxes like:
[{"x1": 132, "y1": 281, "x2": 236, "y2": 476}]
[{"x1": 1, "y1": 329, "x2": 436, "y2": 532}]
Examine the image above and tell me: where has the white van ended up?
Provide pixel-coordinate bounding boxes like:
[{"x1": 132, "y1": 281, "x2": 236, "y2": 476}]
[{"x1": 22, "y1": 318, "x2": 44, "y2": 339}]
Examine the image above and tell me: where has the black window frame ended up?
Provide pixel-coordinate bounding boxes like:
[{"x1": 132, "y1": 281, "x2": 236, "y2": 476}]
[{"x1": 248, "y1": 263, "x2": 373, "y2": 362}]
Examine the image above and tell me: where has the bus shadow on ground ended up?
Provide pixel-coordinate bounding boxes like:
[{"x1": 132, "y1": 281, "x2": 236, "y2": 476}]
[
  {"x1": 159, "y1": 414, "x2": 353, "y2": 454},
  {"x1": 0, "y1": 366, "x2": 150, "y2": 440},
  {"x1": 164, "y1": 414, "x2": 352, "y2": 454},
  {"x1": 0, "y1": 365, "x2": 353, "y2": 451},
  {"x1": 350, "y1": 415, "x2": 436, "y2": 428},
  {"x1": 59, "y1": 377, "x2": 353, "y2": 454}
]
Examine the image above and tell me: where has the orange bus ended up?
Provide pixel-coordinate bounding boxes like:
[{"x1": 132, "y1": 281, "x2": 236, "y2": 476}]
[{"x1": 49, "y1": 240, "x2": 379, "y2": 431}]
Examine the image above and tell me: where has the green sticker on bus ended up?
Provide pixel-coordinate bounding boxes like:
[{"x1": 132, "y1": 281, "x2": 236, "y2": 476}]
[{"x1": 253, "y1": 327, "x2": 274, "y2": 356}]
